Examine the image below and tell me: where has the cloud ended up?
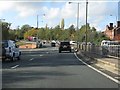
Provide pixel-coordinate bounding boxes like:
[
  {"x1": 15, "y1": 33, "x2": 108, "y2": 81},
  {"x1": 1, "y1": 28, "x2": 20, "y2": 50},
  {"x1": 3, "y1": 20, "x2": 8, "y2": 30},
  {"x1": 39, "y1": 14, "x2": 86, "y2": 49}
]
[
  {"x1": 61, "y1": 2, "x2": 76, "y2": 18},
  {"x1": 15, "y1": 5, "x2": 37, "y2": 17},
  {"x1": 0, "y1": 1, "x2": 118, "y2": 31},
  {"x1": 0, "y1": 1, "x2": 15, "y2": 16}
]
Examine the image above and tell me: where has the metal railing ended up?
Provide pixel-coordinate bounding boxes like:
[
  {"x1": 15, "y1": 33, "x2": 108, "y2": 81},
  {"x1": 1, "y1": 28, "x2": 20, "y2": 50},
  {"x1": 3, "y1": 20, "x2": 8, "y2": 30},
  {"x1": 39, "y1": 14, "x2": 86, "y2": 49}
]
[{"x1": 79, "y1": 43, "x2": 120, "y2": 58}]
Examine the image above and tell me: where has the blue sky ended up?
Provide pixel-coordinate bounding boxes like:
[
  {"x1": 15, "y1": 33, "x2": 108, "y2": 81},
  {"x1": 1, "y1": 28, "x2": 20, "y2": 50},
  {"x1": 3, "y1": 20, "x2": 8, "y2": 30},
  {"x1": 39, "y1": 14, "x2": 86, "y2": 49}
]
[{"x1": 0, "y1": 0, "x2": 119, "y2": 31}]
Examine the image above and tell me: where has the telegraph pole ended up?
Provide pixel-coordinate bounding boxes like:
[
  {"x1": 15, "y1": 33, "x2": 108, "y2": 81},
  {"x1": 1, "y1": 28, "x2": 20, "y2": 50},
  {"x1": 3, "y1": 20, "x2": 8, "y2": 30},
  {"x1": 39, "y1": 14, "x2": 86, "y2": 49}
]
[{"x1": 85, "y1": 0, "x2": 88, "y2": 52}]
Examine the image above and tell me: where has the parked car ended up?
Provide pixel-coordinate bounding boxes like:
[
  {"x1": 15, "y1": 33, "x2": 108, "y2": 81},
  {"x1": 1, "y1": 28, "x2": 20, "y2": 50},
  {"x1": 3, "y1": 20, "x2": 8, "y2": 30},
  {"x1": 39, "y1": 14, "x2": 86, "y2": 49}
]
[
  {"x1": 70, "y1": 41, "x2": 77, "y2": 50},
  {"x1": 36, "y1": 40, "x2": 42, "y2": 48},
  {"x1": 51, "y1": 40, "x2": 56, "y2": 47},
  {"x1": 2, "y1": 40, "x2": 21, "y2": 61},
  {"x1": 59, "y1": 41, "x2": 71, "y2": 53}
]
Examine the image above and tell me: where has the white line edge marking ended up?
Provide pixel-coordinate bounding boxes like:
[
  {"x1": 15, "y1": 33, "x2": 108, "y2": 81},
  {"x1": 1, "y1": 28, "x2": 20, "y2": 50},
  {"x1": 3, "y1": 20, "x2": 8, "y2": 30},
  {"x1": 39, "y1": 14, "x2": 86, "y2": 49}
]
[
  {"x1": 74, "y1": 53, "x2": 120, "y2": 84},
  {"x1": 11, "y1": 65, "x2": 19, "y2": 69},
  {"x1": 29, "y1": 58, "x2": 34, "y2": 61}
]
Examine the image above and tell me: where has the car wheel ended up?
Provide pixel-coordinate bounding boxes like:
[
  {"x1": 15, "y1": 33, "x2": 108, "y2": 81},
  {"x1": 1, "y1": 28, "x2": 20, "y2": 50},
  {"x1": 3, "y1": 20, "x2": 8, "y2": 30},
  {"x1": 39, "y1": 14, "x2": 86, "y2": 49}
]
[
  {"x1": 17, "y1": 56, "x2": 21, "y2": 60},
  {"x1": 10, "y1": 53, "x2": 15, "y2": 61},
  {"x1": 59, "y1": 50, "x2": 61, "y2": 53},
  {"x1": 10, "y1": 56, "x2": 15, "y2": 61},
  {"x1": 2, "y1": 57, "x2": 6, "y2": 62}
]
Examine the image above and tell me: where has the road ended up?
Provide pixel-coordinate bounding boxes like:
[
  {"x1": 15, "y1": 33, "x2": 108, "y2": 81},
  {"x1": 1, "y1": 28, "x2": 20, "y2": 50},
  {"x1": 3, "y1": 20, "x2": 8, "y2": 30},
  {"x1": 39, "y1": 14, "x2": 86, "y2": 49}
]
[{"x1": 2, "y1": 44, "x2": 119, "y2": 88}]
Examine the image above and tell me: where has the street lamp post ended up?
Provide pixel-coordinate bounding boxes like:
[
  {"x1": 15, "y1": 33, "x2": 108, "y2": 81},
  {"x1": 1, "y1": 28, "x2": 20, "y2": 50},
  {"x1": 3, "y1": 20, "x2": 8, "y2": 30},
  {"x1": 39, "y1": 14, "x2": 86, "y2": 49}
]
[
  {"x1": 69, "y1": 2, "x2": 80, "y2": 49},
  {"x1": 36, "y1": 14, "x2": 45, "y2": 40},
  {"x1": 36, "y1": 14, "x2": 45, "y2": 29},
  {"x1": 85, "y1": 0, "x2": 88, "y2": 52},
  {"x1": 69, "y1": 2, "x2": 80, "y2": 31},
  {"x1": 37, "y1": 15, "x2": 39, "y2": 29}
]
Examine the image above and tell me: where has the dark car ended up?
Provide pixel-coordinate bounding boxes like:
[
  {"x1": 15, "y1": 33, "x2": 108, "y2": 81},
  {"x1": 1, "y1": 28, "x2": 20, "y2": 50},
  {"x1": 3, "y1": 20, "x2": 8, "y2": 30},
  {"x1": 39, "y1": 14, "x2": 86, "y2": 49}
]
[
  {"x1": 36, "y1": 40, "x2": 42, "y2": 48},
  {"x1": 59, "y1": 41, "x2": 71, "y2": 53}
]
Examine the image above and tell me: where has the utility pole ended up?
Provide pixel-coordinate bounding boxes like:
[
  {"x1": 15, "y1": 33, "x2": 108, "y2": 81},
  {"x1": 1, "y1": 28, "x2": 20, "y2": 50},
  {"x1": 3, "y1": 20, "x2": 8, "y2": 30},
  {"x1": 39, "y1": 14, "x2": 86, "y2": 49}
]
[
  {"x1": 37, "y1": 15, "x2": 39, "y2": 29},
  {"x1": 77, "y1": 3, "x2": 79, "y2": 31},
  {"x1": 85, "y1": 0, "x2": 88, "y2": 52}
]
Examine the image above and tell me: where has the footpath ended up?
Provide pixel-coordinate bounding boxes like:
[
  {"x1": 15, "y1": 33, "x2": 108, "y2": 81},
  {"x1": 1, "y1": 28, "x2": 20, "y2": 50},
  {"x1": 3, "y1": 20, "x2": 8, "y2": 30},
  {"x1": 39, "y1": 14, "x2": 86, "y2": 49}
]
[{"x1": 76, "y1": 50, "x2": 120, "y2": 76}]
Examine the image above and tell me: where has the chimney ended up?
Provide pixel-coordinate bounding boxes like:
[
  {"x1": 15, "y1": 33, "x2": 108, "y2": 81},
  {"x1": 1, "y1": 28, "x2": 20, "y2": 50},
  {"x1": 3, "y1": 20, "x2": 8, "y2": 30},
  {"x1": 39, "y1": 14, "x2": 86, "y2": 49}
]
[
  {"x1": 117, "y1": 21, "x2": 120, "y2": 27},
  {"x1": 109, "y1": 23, "x2": 113, "y2": 30}
]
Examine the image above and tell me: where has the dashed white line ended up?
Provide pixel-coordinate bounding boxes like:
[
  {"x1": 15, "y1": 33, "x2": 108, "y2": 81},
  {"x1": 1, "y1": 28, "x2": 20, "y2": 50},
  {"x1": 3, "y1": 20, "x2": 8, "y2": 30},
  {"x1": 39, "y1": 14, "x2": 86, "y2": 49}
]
[
  {"x1": 40, "y1": 55, "x2": 43, "y2": 57},
  {"x1": 29, "y1": 58, "x2": 34, "y2": 61},
  {"x1": 74, "y1": 53, "x2": 120, "y2": 84},
  {"x1": 11, "y1": 65, "x2": 19, "y2": 69}
]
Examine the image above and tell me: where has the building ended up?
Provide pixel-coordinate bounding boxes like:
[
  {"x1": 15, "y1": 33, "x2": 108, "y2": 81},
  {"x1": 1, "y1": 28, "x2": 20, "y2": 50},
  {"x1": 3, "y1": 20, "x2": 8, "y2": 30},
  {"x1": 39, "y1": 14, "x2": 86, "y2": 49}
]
[{"x1": 104, "y1": 21, "x2": 120, "y2": 41}]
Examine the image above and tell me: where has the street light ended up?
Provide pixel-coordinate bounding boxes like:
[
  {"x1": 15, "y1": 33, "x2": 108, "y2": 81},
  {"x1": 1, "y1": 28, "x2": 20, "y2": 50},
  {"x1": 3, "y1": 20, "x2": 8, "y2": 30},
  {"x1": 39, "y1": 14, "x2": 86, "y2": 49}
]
[
  {"x1": 69, "y1": 2, "x2": 80, "y2": 31},
  {"x1": 69, "y1": 2, "x2": 80, "y2": 49},
  {"x1": 85, "y1": 0, "x2": 88, "y2": 52},
  {"x1": 36, "y1": 14, "x2": 45, "y2": 29}
]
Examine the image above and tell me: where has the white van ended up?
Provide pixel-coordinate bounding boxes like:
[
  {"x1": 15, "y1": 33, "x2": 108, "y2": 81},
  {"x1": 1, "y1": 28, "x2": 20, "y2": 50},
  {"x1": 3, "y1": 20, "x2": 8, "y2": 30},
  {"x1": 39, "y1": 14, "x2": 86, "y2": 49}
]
[{"x1": 2, "y1": 40, "x2": 21, "y2": 61}]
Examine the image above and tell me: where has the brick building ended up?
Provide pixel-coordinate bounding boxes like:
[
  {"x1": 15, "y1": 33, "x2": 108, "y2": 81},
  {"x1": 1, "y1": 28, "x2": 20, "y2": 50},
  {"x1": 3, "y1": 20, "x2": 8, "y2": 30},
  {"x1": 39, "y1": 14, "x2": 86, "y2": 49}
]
[{"x1": 104, "y1": 21, "x2": 120, "y2": 41}]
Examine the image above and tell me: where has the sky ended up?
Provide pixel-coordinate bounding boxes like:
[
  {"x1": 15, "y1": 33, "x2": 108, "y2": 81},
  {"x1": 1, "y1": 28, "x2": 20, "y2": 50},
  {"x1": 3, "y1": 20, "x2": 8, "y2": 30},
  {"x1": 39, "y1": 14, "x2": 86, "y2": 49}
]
[{"x1": 0, "y1": 0, "x2": 119, "y2": 31}]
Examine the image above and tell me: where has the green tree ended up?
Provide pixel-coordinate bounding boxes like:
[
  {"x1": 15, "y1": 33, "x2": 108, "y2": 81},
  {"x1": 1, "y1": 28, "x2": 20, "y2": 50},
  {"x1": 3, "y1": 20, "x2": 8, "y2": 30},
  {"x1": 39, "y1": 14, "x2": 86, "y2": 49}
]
[
  {"x1": 24, "y1": 28, "x2": 37, "y2": 39},
  {"x1": 68, "y1": 24, "x2": 76, "y2": 40},
  {"x1": 20, "y1": 24, "x2": 32, "y2": 39},
  {"x1": 1, "y1": 21, "x2": 11, "y2": 40},
  {"x1": 9, "y1": 30, "x2": 16, "y2": 40}
]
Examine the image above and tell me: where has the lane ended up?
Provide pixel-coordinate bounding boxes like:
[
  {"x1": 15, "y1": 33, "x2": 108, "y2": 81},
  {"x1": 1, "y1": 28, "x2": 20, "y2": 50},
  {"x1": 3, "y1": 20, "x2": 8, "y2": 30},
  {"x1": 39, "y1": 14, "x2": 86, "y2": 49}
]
[{"x1": 2, "y1": 47, "x2": 119, "y2": 88}]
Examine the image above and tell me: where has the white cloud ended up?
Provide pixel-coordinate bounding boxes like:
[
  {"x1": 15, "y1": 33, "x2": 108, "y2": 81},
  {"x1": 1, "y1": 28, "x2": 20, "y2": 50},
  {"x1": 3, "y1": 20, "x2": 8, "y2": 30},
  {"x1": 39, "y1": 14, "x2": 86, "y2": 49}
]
[
  {"x1": 0, "y1": 1, "x2": 15, "y2": 16},
  {"x1": 42, "y1": 6, "x2": 60, "y2": 20},
  {"x1": 0, "y1": 1, "x2": 118, "y2": 31},
  {"x1": 47, "y1": 8, "x2": 60, "y2": 19},
  {"x1": 61, "y1": 2, "x2": 76, "y2": 18},
  {"x1": 15, "y1": 5, "x2": 37, "y2": 17},
  {"x1": 0, "y1": 1, "x2": 39, "y2": 18}
]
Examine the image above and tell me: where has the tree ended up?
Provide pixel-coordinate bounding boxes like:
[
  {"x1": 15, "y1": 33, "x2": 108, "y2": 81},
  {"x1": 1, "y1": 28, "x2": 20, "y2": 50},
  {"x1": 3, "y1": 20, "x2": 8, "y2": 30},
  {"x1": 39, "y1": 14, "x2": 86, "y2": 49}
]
[
  {"x1": 68, "y1": 24, "x2": 76, "y2": 40},
  {"x1": 1, "y1": 21, "x2": 11, "y2": 40},
  {"x1": 24, "y1": 28, "x2": 37, "y2": 39},
  {"x1": 20, "y1": 24, "x2": 32, "y2": 39},
  {"x1": 21, "y1": 24, "x2": 32, "y2": 32},
  {"x1": 9, "y1": 30, "x2": 16, "y2": 40}
]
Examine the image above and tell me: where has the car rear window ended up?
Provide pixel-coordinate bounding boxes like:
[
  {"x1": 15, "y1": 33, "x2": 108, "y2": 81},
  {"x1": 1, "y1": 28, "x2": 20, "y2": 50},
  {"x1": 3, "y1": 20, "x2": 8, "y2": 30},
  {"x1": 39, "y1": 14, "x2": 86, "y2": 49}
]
[
  {"x1": 61, "y1": 42, "x2": 70, "y2": 45},
  {"x1": 2, "y1": 41, "x2": 8, "y2": 48}
]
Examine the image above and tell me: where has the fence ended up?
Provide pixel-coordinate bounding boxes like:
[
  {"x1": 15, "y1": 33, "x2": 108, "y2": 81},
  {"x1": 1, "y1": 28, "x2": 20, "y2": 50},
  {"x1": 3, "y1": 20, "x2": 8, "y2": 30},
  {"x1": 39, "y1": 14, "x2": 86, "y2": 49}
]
[{"x1": 79, "y1": 43, "x2": 120, "y2": 57}]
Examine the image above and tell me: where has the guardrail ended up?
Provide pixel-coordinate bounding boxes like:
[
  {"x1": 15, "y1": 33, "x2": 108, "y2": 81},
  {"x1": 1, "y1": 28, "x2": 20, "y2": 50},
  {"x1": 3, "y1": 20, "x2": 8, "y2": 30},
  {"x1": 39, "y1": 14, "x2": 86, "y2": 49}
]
[{"x1": 79, "y1": 44, "x2": 120, "y2": 58}]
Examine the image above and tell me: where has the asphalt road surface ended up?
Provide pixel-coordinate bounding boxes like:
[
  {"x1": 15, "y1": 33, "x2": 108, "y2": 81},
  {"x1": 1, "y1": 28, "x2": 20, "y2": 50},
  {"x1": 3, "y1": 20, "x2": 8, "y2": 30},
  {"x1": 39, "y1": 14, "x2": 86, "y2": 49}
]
[{"x1": 2, "y1": 45, "x2": 119, "y2": 88}]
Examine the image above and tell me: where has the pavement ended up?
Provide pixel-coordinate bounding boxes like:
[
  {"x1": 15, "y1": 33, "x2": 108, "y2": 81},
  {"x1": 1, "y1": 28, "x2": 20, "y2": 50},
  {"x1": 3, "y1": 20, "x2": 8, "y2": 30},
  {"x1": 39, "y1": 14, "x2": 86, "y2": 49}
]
[{"x1": 76, "y1": 50, "x2": 120, "y2": 76}]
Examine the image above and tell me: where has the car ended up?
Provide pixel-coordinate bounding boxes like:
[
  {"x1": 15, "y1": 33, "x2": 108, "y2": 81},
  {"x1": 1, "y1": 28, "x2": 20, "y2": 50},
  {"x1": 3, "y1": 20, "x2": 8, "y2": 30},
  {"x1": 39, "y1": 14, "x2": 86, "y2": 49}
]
[
  {"x1": 51, "y1": 40, "x2": 56, "y2": 47},
  {"x1": 59, "y1": 41, "x2": 71, "y2": 53},
  {"x1": 36, "y1": 40, "x2": 42, "y2": 48},
  {"x1": 70, "y1": 41, "x2": 77, "y2": 50},
  {"x1": 2, "y1": 40, "x2": 21, "y2": 61}
]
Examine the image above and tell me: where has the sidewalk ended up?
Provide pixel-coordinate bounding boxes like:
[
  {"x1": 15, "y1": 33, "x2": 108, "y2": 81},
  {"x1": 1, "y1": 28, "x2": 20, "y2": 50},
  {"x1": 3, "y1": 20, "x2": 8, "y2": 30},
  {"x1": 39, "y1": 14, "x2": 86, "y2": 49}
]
[{"x1": 76, "y1": 50, "x2": 119, "y2": 75}]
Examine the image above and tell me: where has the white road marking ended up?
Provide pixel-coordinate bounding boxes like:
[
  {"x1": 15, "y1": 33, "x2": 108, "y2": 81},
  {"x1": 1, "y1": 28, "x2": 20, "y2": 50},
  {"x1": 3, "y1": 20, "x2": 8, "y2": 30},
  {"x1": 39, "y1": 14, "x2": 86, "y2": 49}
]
[
  {"x1": 29, "y1": 58, "x2": 34, "y2": 61},
  {"x1": 74, "y1": 53, "x2": 120, "y2": 84},
  {"x1": 11, "y1": 65, "x2": 19, "y2": 69},
  {"x1": 40, "y1": 55, "x2": 43, "y2": 57}
]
